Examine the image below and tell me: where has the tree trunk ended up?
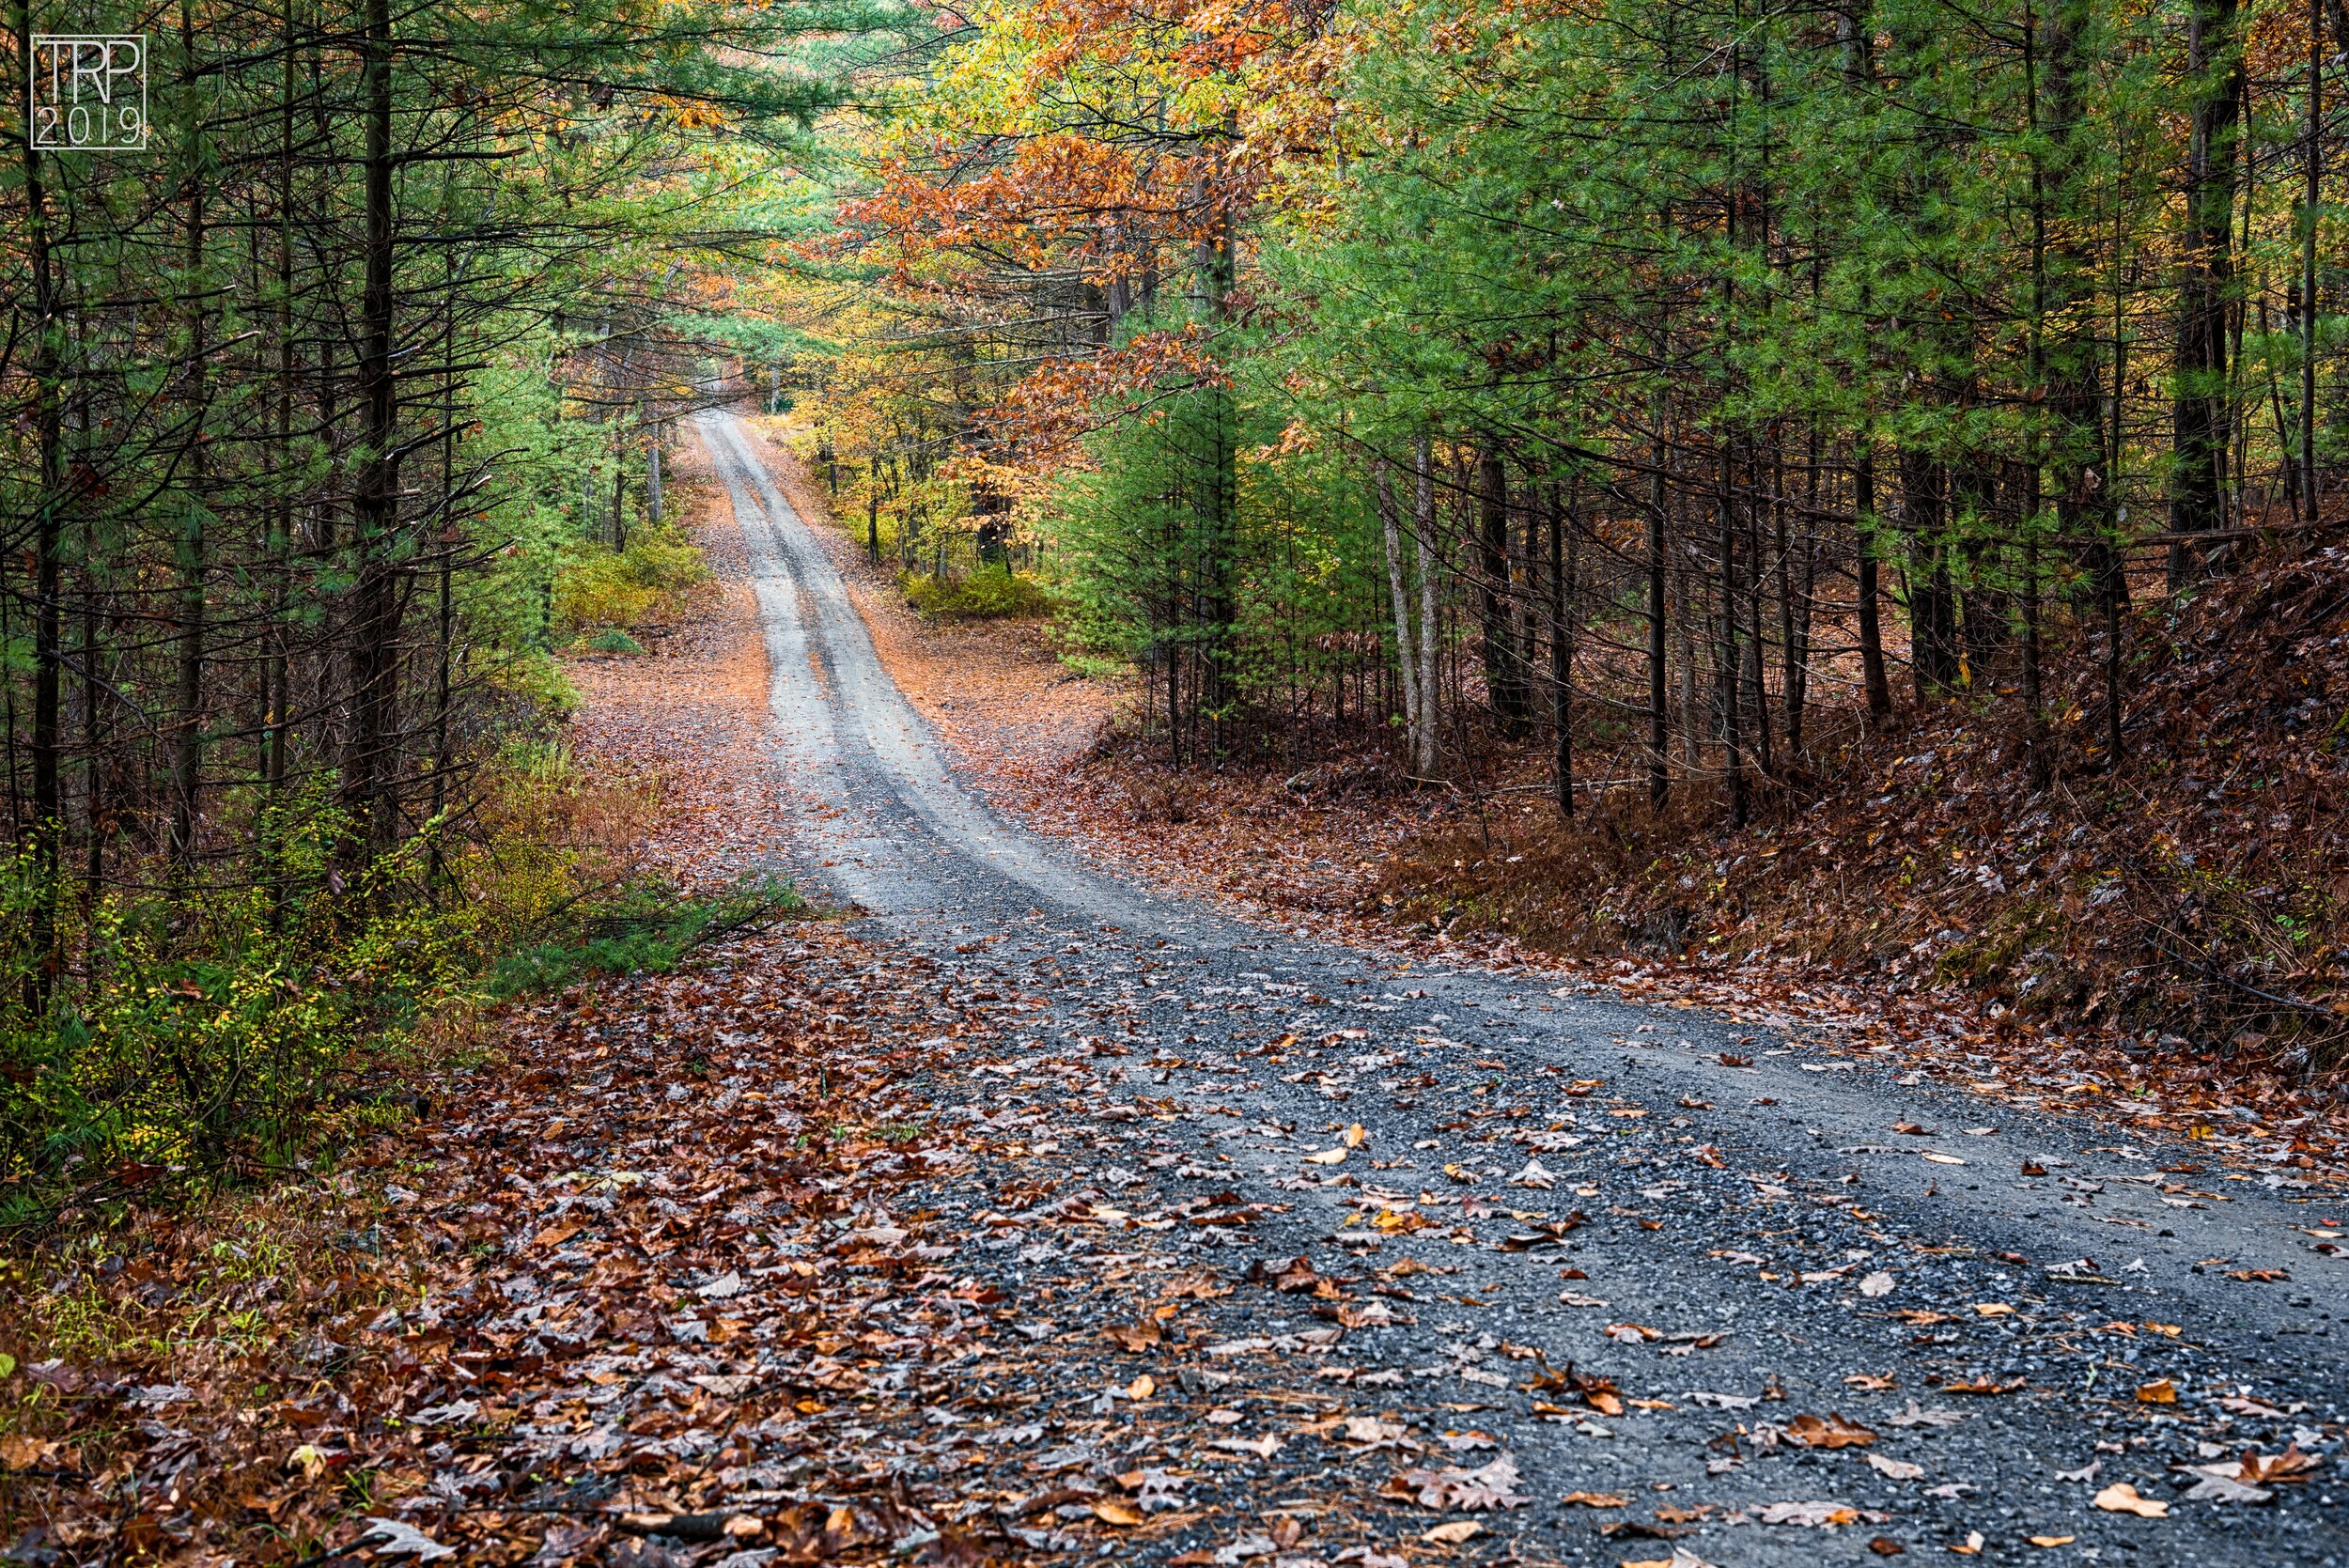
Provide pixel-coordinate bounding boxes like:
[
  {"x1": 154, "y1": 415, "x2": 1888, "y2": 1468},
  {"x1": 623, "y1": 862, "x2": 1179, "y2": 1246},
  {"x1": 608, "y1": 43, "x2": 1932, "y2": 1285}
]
[
  {"x1": 1377, "y1": 457, "x2": 1423, "y2": 774},
  {"x1": 170, "y1": 0, "x2": 209, "y2": 875},
  {"x1": 2170, "y1": 0, "x2": 2244, "y2": 580},
  {"x1": 1647, "y1": 421, "x2": 1670, "y2": 806},
  {"x1": 19, "y1": 1, "x2": 61, "y2": 1000},
  {"x1": 346, "y1": 0, "x2": 402, "y2": 854},
  {"x1": 1900, "y1": 450, "x2": 1960, "y2": 694},
  {"x1": 1856, "y1": 444, "x2": 1891, "y2": 721},
  {"x1": 1548, "y1": 487, "x2": 1573, "y2": 817},
  {"x1": 1476, "y1": 452, "x2": 1525, "y2": 737},
  {"x1": 1717, "y1": 442, "x2": 1747, "y2": 827},
  {"x1": 1413, "y1": 436, "x2": 1440, "y2": 778}
]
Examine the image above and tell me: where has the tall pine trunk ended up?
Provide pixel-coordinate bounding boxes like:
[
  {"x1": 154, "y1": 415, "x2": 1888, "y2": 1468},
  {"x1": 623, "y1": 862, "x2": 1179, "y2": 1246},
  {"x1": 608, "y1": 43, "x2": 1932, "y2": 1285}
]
[
  {"x1": 1476, "y1": 452, "x2": 1526, "y2": 737},
  {"x1": 347, "y1": 0, "x2": 401, "y2": 852},
  {"x1": 19, "y1": 0, "x2": 61, "y2": 1001},
  {"x1": 1413, "y1": 437, "x2": 1440, "y2": 777},
  {"x1": 2170, "y1": 0, "x2": 2244, "y2": 579},
  {"x1": 1376, "y1": 457, "x2": 1424, "y2": 774}
]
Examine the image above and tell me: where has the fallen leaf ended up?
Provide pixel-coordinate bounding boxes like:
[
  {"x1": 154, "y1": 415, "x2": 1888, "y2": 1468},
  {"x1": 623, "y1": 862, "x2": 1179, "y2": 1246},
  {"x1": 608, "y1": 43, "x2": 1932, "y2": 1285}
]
[
  {"x1": 1620, "y1": 1552, "x2": 1719, "y2": 1568},
  {"x1": 1952, "y1": 1529, "x2": 1986, "y2": 1555},
  {"x1": 1866, "y1": 1454, "x2": 1924, "y2": 1481},
  {"x1": 1304, "y1": 1149, "x2": 1348, "y2": 1166},
  {"x1": 2027, "y1": 1537, "x2": 2075, "y2": 1548},
  {"x1": 2179, "y1": 1470, "x2": 2275, "y2": 1504},
  {"x1": 1920, "y1": 1152, "x2": 1967, "y2": 1166},
  {"x1": 1421, "y1": 1520, "x2": 1481, "y2": 1545},
  {"x1": 1106, "y1": 1321, "x2": 1164, "y2": 1352},
  {"x1": 1127, "y1": 1374, "x2": 1157, "y2": 1401},
  {"x1": 1093, "y1": 1500, "x2": 1143, "y2": 1527},
  {"x1": 0, "y1": 1436, "x2": 58, "y2": 1471},
  {"x1": 2134, "y1": 1378, "x2": 2177, "y2": 1405},
  {"x1": 1869, "y1": 1539, "x2": 1906, "y2": 1557},
  {"x1": 1785, "y1": 1413, "x2": 1878, "y2": 1449},
  {"x1": 1885, "y1": 1402, "x2": 1967, "y2": 1428},
  {"x1": 1341, "y1": 1416, "x2": 1411, "y2": 1448},
  {"x1": 1940, "y1": 1377, "x2": 2025, "y2": 1396},
  {"x1": 1384, "y1": 1455, "x2": 1531, "y2": 1511},
  {"x1": 1844, "y1": 1374, "x2": 1897, "y2": 1391},
  {"x1": 358, "y1": 1520, "x2": 456, "y2": 1562},
  {"x1": 2092, "y1": 1483, "x2": 2168, "y2": 1518},
  {"x1": 1758, "y1": 1500, "x2": 1881, "y2": 1528},
  {"x1": 1560, "y1": 1491, "x2": 1628, "y2": 1508},
  {"x1": 2225, "y1": 1268, "x2": 2289, "y2": 1282},
  {"x1": 2235, "y1": 1445, "x2": 2323, "y2": 1484},
  {"x1": 689, "y1": 1374, "x2": 755, "y2": 1398},
  {"x1": 1212, "y1": 1433, "x2": 1282, "y2": 1459},
  {"x1": 1859, "y1": 1271, "x2": 1895, "y2": 1297}
]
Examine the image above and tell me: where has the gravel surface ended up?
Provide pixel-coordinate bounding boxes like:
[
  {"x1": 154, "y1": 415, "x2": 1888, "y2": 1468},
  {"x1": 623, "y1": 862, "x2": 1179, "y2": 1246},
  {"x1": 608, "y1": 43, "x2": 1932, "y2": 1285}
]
[{"x1": 693, "y1": 408, "x2": 2348, "y2": 1566}]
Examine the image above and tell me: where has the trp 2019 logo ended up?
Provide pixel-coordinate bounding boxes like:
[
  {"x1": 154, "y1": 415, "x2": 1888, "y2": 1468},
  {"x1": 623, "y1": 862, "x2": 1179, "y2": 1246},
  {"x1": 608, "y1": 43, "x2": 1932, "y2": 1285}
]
[{"x1": 28, "y1": 35, "x2": 148, "y2": 151}]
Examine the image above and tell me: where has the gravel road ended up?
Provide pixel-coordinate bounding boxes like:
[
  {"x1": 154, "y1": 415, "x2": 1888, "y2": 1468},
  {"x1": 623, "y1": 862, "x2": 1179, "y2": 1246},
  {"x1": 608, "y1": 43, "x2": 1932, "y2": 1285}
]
[{"x1": 695, "y1": 408, "x2": 2347, "y2": 1566}]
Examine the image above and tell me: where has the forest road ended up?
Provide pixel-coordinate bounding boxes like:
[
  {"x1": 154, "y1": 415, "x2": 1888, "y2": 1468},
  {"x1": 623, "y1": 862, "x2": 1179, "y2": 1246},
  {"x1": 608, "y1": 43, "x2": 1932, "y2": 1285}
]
[{"x1": 697, "y1": 408, "x2": 2348, "y2": 1565}]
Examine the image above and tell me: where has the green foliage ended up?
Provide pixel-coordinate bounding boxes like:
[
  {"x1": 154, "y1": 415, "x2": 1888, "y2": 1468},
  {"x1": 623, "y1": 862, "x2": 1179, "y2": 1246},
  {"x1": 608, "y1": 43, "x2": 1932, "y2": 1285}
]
[
  {"x1": 0, "y1": 757, "x2": 797, "y2": 1231},
  {"x1": 555, "y1": 522, "x2": 712, "y2": 636},
  {"x1": 588, "y1": 629, "x2": 648, "y2": 655},
  {"x1": 0, "y1": 786, "x2": 480, "y2": 1225},
  {"x1": 902, "y1": 564, "x2": 1054, "y2": 620},
  {"x1": 1043, "y1": 379, "x2": 1383, "y2": 718},
  {"x1": 486, "y1": 873, "x2": 803, "y2": 999}
]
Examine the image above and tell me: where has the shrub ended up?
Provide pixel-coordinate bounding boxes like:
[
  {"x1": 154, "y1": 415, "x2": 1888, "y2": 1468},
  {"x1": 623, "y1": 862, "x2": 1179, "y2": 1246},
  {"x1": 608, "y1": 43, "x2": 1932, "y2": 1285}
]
[
  {"x1": 903, "y1": 564, "x2": 1053, "y2": 620},
  {"x1": 0, "y1": 750, "x2": 796, "y2": 1232},
  {"x1": 487, "y1": 872, "x2": 802, "y2": 998},
  {"x1": 554, "y1": 523, "x2": 709, "y2": 635}
]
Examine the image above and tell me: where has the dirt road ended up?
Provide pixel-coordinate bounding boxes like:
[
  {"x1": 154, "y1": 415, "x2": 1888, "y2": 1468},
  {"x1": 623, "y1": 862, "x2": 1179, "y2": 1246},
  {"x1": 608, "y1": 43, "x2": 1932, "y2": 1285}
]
[{"x1": 682, "y1": 409, "x2": 2346, "y2": 1564}]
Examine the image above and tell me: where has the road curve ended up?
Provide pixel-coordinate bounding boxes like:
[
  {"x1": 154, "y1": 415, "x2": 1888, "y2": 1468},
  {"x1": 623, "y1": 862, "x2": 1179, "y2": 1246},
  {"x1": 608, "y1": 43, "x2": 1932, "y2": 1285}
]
[{"x1": 696, "y1": 408, "x2": 2347, "y2": 1566}]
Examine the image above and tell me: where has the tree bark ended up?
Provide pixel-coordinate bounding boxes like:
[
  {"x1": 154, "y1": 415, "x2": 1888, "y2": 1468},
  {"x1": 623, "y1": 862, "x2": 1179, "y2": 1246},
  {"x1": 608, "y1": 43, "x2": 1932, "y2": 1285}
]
[
  {"x1": 2170, "y1": 0, "x2": 2244, "y2": 580},
  {"x1": 1476, "y1": 452, "x2": 1526, "y2": 737},
  {"x1": 346, "y1": 0, "x2": 402, "y2": 853},
  {"x1": 1548, "y1": 487, "x2": 1573, "y2": 817},
  {"x1": 19, "y1": 4, "x2": 60, "y2": 1001},
  {"x1": 1855, "y1": 444, "x2": 1891, "y2": 721},
  {"x1": 1412, "y1": 436, "x2": 1440, "y2": 777},
  {"x1": 1900, "y1": 450, "x2": 1960, "y2": 694},
  {"x1": 1377, "y1": 457, "x2": 1424, "y2": 775},
  {"x1": 1717, "y1": 442, "x2": 1747, "y2": 827},
  {"x1": 170, "y1": 0, "x2": 209, "y2": 875},
  {"x1": 1647, "y1": 420, "x2": 1670, "y2": 806}
]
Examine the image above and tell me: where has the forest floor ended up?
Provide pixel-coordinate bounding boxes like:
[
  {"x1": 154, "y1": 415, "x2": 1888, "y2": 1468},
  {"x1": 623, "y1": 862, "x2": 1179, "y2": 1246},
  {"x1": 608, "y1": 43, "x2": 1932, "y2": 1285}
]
[{"x1": 7, "y1": 414, "x2": 2348, "y2": 1568}]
